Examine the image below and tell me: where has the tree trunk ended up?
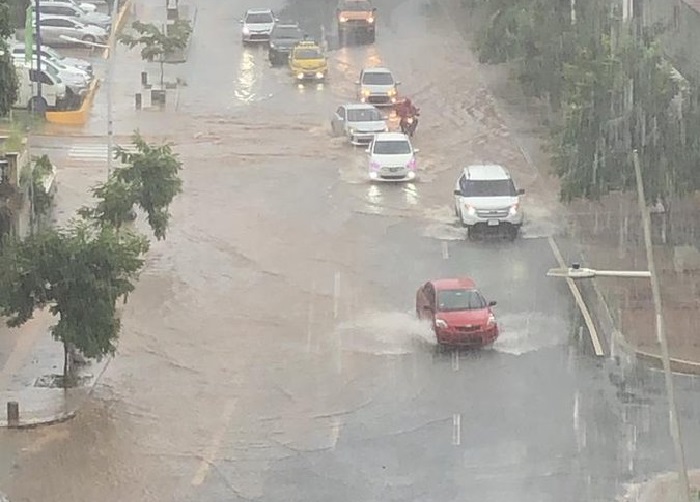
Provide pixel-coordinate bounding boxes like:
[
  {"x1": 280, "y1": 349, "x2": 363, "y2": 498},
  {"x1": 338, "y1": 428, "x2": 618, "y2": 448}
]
[{"x1": 63, "y1": 341, "x2": 69, "y2": 387}]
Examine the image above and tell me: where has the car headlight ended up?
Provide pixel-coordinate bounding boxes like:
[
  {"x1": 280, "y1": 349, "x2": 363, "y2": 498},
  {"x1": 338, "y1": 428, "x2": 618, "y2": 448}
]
[
  {"x1": 362, "y1": 89, "x2": 370, "y2": 96},
  {"x1": 388, "y1": 88, "x2": 397, "y2": 96},
  {"x1": 435, "y1": 319, "x2": 448, "y2": 328},
  {"x1": 348, "y1": 127, "x2": 355, "y2": 136},
  {"x1": 269, "y1": 42, "x2": 276, "y2": 48},
  {"x1": 242, "y1": 26, "x2": 250, "y2": 34},
  {"x1": 368, "y1": 17, "x2": 374, "y2": 23},
  {"x1": 297, "y1": 72, "x2": 304, "y2": 79},
  {"x1": 339, "y1": 16, "x2": 347, "y2": 22},
  {"x1": 509, "y1": 203, "x2": 520, "y2": 215},
  {"x1": 464, "y1": 204, "x2": 476, "y2": 216},
  {"x1": 487, "y1": 313, "x2": 497, "y2": 327},
  {"x1": 316, "y1": 71, "x2": 324, "y2": 79}
]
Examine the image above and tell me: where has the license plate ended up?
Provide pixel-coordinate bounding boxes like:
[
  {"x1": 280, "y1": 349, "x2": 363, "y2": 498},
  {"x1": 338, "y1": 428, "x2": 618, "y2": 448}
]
[
  {"x1": 487, "y1": 219, "x2": 499, "y2": 227},
  {"x1": 389, "y1": 167, "x2": 400, "y2": 172}
]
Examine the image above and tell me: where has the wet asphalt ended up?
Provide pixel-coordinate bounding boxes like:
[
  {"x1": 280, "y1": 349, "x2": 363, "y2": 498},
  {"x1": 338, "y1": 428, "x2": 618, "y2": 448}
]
[{"x1": 5, "y1": 0, "x2": 700, "y2": 500}]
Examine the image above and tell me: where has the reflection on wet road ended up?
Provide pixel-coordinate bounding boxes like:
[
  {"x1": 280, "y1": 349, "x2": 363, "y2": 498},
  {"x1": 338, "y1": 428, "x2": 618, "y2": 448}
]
[{"x1": 6, "y1": 0, "x2": 700, "y2": 500}]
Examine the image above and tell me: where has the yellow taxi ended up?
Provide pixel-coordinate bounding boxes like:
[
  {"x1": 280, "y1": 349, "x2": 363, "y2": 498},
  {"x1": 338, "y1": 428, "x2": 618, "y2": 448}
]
[{"x1": 288, "y1": 40, "x2": 328, "y2": 82}]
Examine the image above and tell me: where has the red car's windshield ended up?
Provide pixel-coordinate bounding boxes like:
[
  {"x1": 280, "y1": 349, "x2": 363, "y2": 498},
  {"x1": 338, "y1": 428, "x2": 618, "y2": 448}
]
[{"x1": 437, "y1": 289, "x2": 487, "y2": 312}]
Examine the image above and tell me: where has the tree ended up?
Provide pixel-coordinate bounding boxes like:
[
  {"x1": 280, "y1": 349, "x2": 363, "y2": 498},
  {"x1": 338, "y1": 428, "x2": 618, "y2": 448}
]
[
  {"x1": 119, "y1": 19, "x2": 192, "y2": 88},
  {"x1": 0, "y1": 0, "x2": 19, "y2": 115},
  {"x1": 31, "y1": 154, "x2": 55, "y2": 219},
  {"x1": 0, "y1": 222, "x2": 149, "y2": 383},
  {"x1": 80, "y1": 131, "x2": 183, "y2": 240}
]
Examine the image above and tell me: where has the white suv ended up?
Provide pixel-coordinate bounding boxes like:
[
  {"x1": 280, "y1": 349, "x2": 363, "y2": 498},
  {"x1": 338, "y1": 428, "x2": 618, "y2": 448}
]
[
  {"x1": 453, "y1": 165, "x2": 525, "y2": 240},
  {"x1": 241, "y1": 9, "x2": 276, "y2": 43}
]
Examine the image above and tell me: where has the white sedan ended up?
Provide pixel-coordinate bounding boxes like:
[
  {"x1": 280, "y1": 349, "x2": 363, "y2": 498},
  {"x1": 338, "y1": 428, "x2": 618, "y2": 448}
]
[
  {"x1": 331, "y1": 103, "x2": 388, "y2": 145},
  {"x1": 366, "y1": 132, "x2": 419, "y2": 182}
]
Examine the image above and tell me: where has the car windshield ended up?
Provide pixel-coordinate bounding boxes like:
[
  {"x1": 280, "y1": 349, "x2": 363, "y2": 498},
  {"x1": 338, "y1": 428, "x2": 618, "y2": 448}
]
[
  {"x1": 295, "y1": 49, "x2": 322, "y2": 59},
  {"x1": 246, "y1": 12, "x2": 273, "y2": 23},
  {"x1": 373, "y1": 140, "x2": 410, "y2": 155},
  {"x1": 461, "y1": 179, "x2": 517, "y2": 197},
  {"x1": 362, "y1": 71, "x2": 393, "y2": 85},
  {"x1": 347, "y1": 108, "x2": 382, "y2": 122},
  {"x1": 437, "y1": 289, "x2": 487, "y2": 312},
  {"x1": 44, "y1": 64, "x2": 59, "y2": 78},
  {"x1": 341, "y1": 1, "x2": 372, "y2": 10},
  {"x1": 272, "y1": 26, "x2": 301, "y2": 38}
]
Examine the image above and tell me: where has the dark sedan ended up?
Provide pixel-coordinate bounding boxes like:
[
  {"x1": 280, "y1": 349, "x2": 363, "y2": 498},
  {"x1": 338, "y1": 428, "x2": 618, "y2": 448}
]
[{"x1": 268, "y1": 23, "x2": 304, "y2": 66}]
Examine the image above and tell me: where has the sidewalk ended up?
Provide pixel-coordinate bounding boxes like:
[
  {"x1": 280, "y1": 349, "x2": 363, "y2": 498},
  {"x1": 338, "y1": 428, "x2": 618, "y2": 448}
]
[
  {"x1": 619, "y1": 470, "x2": 700, "y2": 502},
  {"x1": 0, "y1": 310, "x2": 109, "y2": 428}
]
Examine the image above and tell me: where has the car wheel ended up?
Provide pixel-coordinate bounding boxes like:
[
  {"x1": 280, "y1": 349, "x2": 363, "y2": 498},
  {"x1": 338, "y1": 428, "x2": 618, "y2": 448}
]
[
  {"x1": 27, "y1": 96, "x2": 47, "y2": 113},
  {"x1": 82, "y1": 34, "x2": 96, "y2": 43},
  {"x1": 507, "y1": 226, "x2": 519, "y2": 241}
]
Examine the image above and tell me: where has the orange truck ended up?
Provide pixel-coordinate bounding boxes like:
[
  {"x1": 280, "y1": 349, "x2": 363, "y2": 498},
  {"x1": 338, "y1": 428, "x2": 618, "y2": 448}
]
[{"x1": 336, "y1": 0, "x2": 376, "y2": 44}]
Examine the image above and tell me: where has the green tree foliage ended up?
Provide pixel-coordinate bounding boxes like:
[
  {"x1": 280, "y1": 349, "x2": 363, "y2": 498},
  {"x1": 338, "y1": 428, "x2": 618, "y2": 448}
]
[
  {"x1": 0, "y1": 0, "x2": 19, "y2": 115},
  {"x1": 31, "y1": 154, "x2": 55, "y2": 218},
  {"x1": 119, "y1": 19, "x2": 192, "y2": 87},
  {"x1": 0, "y1": 223, "x2": 149, "y2": 380},
  {"x1": 472, "y1": 0, "x2": 700, "y2": 205},
  {"x1": 81, "y1": 131, "x2": 183, "y2": 239}
]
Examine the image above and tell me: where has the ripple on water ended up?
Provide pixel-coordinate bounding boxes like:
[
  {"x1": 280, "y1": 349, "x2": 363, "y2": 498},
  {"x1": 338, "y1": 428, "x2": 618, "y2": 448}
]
[
  {"x1": 492, "y1": 312, "x2": 568, "y2": 355},
  {"x1": 336, "y1": 311, "x2": 437, "y2": 355}
]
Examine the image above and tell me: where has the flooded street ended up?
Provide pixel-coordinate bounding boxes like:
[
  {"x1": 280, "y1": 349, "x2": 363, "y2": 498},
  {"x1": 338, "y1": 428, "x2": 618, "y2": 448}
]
[{"x1": 5, "y1": 0, "x2": 700, "y2": 500}]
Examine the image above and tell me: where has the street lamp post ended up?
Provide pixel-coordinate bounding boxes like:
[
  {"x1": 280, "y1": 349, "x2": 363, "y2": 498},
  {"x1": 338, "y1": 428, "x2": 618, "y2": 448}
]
[
  {"x1": 106, "y1": 0, "x2": 119, "y2": 177},
  {"x1": 546, "y1": 152, "x2": 692, "y2": 502}
]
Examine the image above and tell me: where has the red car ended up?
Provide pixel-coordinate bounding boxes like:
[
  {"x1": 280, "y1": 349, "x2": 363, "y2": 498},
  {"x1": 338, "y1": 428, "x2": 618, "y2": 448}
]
[{"x1": 415, "y1": 278, "x2": 499, "y2": 347}]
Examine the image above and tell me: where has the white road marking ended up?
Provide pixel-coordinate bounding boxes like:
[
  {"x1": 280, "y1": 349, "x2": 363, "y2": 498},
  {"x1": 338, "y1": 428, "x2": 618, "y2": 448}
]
[
  {"x1": 546, "y1": 236, "x2": 604, "y2": 356},
  {"x1": 451, "y1": 350, "x2": 459, "y2": 371},
  {"x1": 191, "y1": 399, "x2": 237, "y2": 486},
  {"x1": 441, "y1": 241, "x2": 449, "y2": 260},
  {"x1": 452, "y1": 413, "x2": 461, "y2": 446},
  {"x1": 333, "y1": 271, "x2": 341, "y2": 319},
  {"x1": 306, "y1": 281, "x2": 315, "y2": 353}
]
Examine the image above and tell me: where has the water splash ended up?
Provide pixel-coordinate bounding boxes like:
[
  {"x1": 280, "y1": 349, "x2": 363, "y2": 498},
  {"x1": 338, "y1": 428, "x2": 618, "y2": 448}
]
[
  {"x1": 492, "y1": 312, "x2": 568, "y2": 355},
  {"x1": 335, "y1": 311, "x2": 437, "y2": 355}
]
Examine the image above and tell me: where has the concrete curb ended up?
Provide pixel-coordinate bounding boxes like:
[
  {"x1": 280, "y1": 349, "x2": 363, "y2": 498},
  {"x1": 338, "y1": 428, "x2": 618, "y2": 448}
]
[{"x1": 0, "y1": 355, "x2": 112, "y2": 429}]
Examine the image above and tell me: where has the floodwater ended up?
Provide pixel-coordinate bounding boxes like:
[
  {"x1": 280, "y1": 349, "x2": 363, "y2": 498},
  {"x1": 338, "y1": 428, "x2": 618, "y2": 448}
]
[{"x1": 7, "y1": 0, "x2": 700, "y2": 500}]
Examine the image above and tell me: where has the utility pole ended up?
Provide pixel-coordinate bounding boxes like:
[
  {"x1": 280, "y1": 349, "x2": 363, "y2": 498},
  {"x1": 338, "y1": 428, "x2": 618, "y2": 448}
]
[
  {"x1": 633, "y1": 151, "x2": 691, "y2": 502},
  {"x1": 106, "y1": 0, "x2": 119, "y2": 177},
  {"x1": 33, "y1": 0, "x2": 44, "y2": 115}
]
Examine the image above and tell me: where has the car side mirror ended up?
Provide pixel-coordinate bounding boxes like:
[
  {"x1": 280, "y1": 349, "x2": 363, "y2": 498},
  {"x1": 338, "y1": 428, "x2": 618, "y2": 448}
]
[
  {"x1": 355, "y1": 81, "x2": 360, "y2": 85},
  {"x1": 372, "y1": 7, "x2": 377, "y2": 11},
  {"x1": 395, "y1": 81, "x2": 401, "y2": 85},
  {"x1": 413, "y1": 148, "x2": 420, "y2": 153},
  {"x1": 488, "y1": 300, "x2": 497, "y2": 307},
  {"x1": 453, "y1": 189, "x2": 461, "y2": 196},
  {"x1": 517, "y1": 188, "x2": 525, "y2": 195}
]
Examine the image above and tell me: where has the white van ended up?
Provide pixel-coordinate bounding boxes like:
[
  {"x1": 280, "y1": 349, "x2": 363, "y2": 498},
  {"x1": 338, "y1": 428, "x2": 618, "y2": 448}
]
[{"x1": 13, "y1": 62, "x2": 67, "y2": 111}]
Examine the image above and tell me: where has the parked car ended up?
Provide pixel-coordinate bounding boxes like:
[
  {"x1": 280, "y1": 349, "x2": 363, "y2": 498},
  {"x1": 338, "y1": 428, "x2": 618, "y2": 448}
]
[
  {"x1": 13, "y1": 61, "x2": 67, "y2": 111},
  {"x1": 45, "y1": 0, "x2": 99, "y2": 13},
  {"x1": 416, "y1": 277, "x2": 499, "y2": 348},
  {"x1": 241, "y1": 9, "x2": 276, "y2": 44},
  {"x1": 331, "y1": 103, "x2": 387, "y2": 145},
  {"x1": 13, "y1": 54, "x2": 89, "y2": 96},
  {"x1": 34, "y1": 15, "x2": 108, "y2": 45},
  {"x1": 366, "y1": 132, "x2": 417, "y2": 181},
  {"x1": 268, "y1": 23, "x2": 304, "y2": 66},
  {"x1": 36, "y1": 1, "x2": 111, "y2": 29},
  {"x1": 453, "y1": 164, "x2": 525, "y2": 241},
  {"x1": 10, "y1": 43, "x2": 93, "y2": 77},
  {"x1": 356, "y1": 67, "x2": 399, "y2": 107}
]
